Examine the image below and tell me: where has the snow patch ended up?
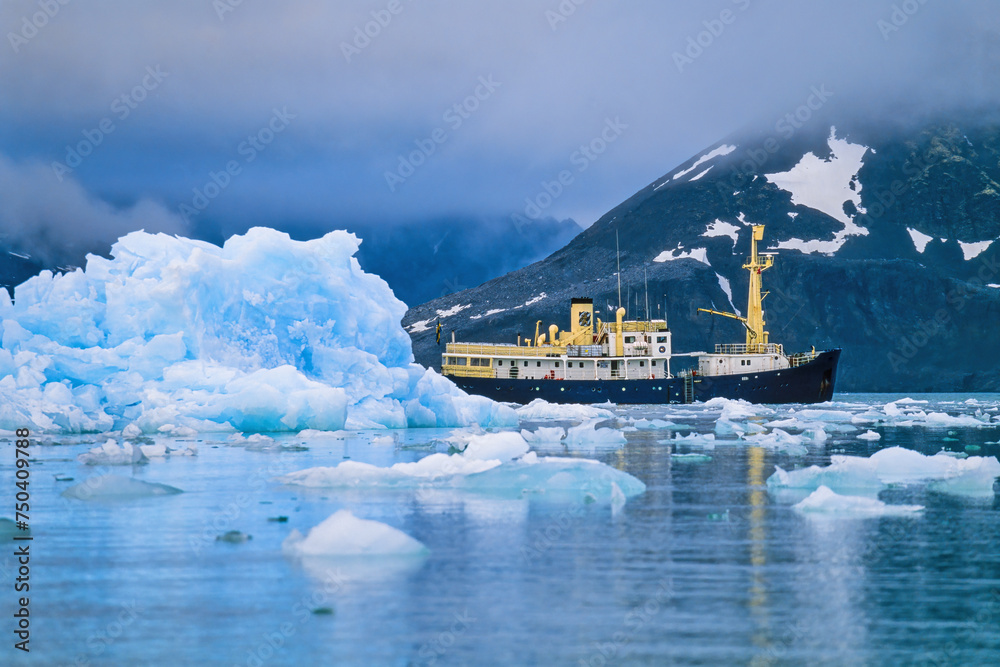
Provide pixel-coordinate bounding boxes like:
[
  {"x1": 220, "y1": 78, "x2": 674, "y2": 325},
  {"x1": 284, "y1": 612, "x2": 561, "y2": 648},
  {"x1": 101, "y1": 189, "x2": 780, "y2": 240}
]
[
  {"x1": 959, "y1": 240, "x2": 993, "y2": 261},
  {"x1": 653, "y1": 246, "x2": 709, "y2": 265},
  {"x1": 688, "y1": 166, "x2": 713, "y2": 182},
  {"x1": 716, "y1": 273, "x2": 739, "y2": 315},
  {"x1": 907, "y1": 228, "x2": 933, "y2": 253},
  {"x1": 703, "y1": 220, "x2": 740, "y2": 246},
  {"x1": 671, "y1": 144, "x2": 737, "y2": 182}
]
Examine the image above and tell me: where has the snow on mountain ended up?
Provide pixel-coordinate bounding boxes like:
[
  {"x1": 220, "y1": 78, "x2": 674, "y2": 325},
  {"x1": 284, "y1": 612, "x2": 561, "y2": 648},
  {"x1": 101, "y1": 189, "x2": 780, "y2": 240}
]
[
  {"x1": 653, "y1": 246, "x2": 709, "y2": 265},
  {"x1": 703, "y1": 220, "x2": 741, "y2": 247},
  {"x1": 958, "y1": 240, "x2": 993, "y2": 260},
  {"x1": 656, "y1": 144, "x2": 737, "y2": 189},
  {"x1": 907, "y1": 228, "x2": 933, "y2": 253},
  {"x1": 766, "y1": 127, "x2": 870, "y2": 255},
  {"x1": 0, "y1": 228, "x2": 515, "y2": 433}
]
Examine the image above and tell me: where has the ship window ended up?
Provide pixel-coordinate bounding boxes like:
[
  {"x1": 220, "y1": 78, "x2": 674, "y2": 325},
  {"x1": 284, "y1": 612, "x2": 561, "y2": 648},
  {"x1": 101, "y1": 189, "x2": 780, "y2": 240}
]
[
  {"x1": 639, "y1": 361, "x2": 645, "y2": 367},
  {"x1": 625, "y1": 336, "x2": 635, "y2": 343},
  {"x1": 523, "y1": 361, "x2": 528, "y2": 367},
  {"x1": 555, "y1": 362, "x2": 561, "y2": 368},
  {"x1": 657, "y1": 336, "x2": 667, "y2": 343},
  {"x1": 536, "y1": 361, "x2": 541, "y2": 367},
  {"x1": 498, "y1": 360, "x2": 503, "y2": 366},
  {"x1": 652, "y1": 361, "x2": 657, "y2": 367}
]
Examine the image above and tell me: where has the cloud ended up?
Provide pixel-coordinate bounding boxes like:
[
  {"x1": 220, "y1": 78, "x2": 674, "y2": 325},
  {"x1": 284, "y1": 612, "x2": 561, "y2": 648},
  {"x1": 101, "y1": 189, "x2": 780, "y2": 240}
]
[
  {"x1": 1, "y1": 0, "x2": 998, "y2": 231},
  {"x1": 0, "y1": 153, "x2": 186, "y2": 266}
]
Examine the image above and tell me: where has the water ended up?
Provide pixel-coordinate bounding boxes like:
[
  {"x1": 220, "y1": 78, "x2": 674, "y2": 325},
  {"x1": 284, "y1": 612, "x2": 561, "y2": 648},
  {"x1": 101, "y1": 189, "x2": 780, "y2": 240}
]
[{"x1": 4, "y1": 393, "x2": 1000, "y2": 665}]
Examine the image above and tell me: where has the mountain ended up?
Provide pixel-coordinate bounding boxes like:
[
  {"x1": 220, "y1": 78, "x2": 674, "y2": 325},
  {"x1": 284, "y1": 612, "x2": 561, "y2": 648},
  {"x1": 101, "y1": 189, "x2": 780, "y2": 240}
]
[{"x1": 403, "y1": 114, "x2": 1000, "y2": 392}]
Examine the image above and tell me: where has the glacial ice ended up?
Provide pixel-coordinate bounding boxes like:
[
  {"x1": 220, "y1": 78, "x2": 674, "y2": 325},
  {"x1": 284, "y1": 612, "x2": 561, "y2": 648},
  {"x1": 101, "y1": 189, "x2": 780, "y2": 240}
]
[
  {"x1": 521, "y1": 427, "x2": 566, "y2": 443},
  {"x1": 515, "y1": 399, "x2": 615, "y2": 421},
  {"x1": 282, "y1": 509, "x2": 427, "y2": 557},
  {"x1": 61, "y1": 475, "x2": 183, "y2": 500},
  {"x1": 78, "y1": 439, "x2": 147, "y2": 465},
  {"x1": 0, "y1": 228, "x2": 516, "y2": 433},
  {"x1": 277, "y1": 439, "x2": 646, "y2": 504},
  {"x1": 793, "y1": 486, "x2": 924, "y2": 517},
  {"x1": 461, "y1": 432, "x2": 530, "y2": 461},
  {"x1": 564, "y1": 419, "x2": 627, "y2": 447},
  {"x1": 857, "y1": 430, "x2": 881, "y2": 441},
  {"x1": 768, "y1": 446, "x2": 1000, "y2": 497}
]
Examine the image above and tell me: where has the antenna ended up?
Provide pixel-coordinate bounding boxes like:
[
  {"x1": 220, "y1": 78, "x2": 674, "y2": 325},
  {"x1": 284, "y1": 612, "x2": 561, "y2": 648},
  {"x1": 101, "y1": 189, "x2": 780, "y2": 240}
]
[
  {"x1": 616, "y1": 230, "x2": 622, "y2": 310},
  {"x1": 644, "y1": 267, "x2": 649, "y2": 321}
]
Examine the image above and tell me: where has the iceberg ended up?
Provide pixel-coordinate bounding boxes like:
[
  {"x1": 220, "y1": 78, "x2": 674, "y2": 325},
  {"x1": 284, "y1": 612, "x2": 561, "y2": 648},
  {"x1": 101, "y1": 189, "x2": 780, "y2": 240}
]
[
  {"x1": 77, "y1": 439, "x2": 148, "y2": 465},
  {"x1": 282, "y1": 510, "x2": 427, "y2": 557},
  {"x1": 521, "y1": 427, "x2": 566, "y2": 443},
  {"x1": 515, "y1": 399, "x2": 615, "y2": 422},
  {"x1": 277, "y1": 442, "x2": 646, "y2": 504},
  {"x1": 0, "y1": 228, "x2": 515, "y2": 433},
  {"x1": 61, "y1": 475, "x2": 183, "y2": 500},
  {"x1": 768, "y1": 446, "x2": 1000, "y2": 497},
  {"x1": 793, "y1": 486, "x2": 924, "y2": 516},
  {"x1": 564, "y1": 419, "x2": 627, "y2": 447}
]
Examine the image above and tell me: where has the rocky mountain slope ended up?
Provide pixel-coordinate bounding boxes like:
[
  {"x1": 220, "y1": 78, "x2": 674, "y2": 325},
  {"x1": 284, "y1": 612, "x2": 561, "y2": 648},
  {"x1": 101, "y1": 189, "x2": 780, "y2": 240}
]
[{"x1": 404, "y1": 114, "x2": 1000, "y2": 392}]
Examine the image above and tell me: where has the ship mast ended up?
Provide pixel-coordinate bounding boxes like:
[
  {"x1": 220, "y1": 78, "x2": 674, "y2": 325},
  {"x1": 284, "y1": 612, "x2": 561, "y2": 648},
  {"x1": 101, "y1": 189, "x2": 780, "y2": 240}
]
[
  {"x1": 697, "y1": 224, "x2": 774, "y2": 352},
  {"x1": 744, "y1": 225, "x2": 773, "y2": 351}
]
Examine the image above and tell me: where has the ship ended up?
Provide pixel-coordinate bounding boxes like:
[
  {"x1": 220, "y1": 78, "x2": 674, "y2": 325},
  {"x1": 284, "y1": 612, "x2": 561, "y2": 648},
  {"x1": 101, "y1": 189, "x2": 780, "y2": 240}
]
[{"x1": 441, "y1": 225, "x2": 841, "y2": 404}]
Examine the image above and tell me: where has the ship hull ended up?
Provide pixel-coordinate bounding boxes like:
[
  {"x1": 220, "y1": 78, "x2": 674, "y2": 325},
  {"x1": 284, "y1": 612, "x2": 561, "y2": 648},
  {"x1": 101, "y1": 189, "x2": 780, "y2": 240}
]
[{"x1": 449, "y1": 349, "x2": 841, "y2": 406}]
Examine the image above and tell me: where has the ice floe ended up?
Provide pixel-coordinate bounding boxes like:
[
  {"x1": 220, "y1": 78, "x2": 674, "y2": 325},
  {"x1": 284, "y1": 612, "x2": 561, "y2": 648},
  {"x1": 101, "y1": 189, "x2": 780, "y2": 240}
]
[
  {"x1": 0, "y1": 227, "x2": 515, "y2": 434},
  {"x1": 793, "y1": 486, "x2": 924, "y2": 517},
  {"x1": 565, "y1": 419, "x2": 627, "y2": 447},
  {"x1": 78, "y1": 439, "x2": 148, "y2": 465},
  {"x1": 769, "y1": 446, "x2": 1000, "y2": 498},
  {"x1": 61, "y1": 475, "x2": 183, "y2": 500},
  {"x1": 516, "y1": 399, "x2": 615, "y2": 422},
  {"x1": 282, "y1": 510, "x2": 427, "y2": 557}
]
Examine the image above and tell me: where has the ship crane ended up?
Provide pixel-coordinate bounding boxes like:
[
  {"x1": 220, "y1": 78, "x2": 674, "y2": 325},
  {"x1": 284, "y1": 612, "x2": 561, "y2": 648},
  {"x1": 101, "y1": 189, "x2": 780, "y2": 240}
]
[{"x1": 697, "y1": 224, "x2": 773, "y2": 353}]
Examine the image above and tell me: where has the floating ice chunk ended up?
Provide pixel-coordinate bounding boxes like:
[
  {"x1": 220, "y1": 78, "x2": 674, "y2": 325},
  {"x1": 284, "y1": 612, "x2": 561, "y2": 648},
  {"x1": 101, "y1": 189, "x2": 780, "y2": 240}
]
[
  {"x1": 633, "y1": 418, "x2": 676, "y2": 430},
  {"x1": 795, "y1": 409, "x2": 856, "y2": 423},
  {"x1": 516, "y1": 399, "x2": 615, "y2": 421},
  {"x1": 703, "y1": 397, "x2": 770, "y2": 421},
  {"x1": 742, "y1": 428, "x2": 808, "y2": 455},
  {"x1": 296, "y1": 429, "x2": 351, "y2": 439},
  {"x1": 857, "y1": 430, "x2": 881, "y2": 441},
  {"x1": 714, "y1": 419, "x2": 745, "y2": 436},
  {"x1": 279, "y1": 449, "x2": 645, "y2": 504},
  {"x1": 674, "y1": 432, "x2": 716, "y2": 443},
  {"x1": 462, "y1": 432, "x2": 530, "y2": 462},
  {"x1": 884, "y1": 401, "x2": 902, "y2": 417},
  {"x1": 139, "y1": 443, "x2": 168, "y2": 458},
  {"x1": 610, "y1": 482, "x2": 626, "y2": 514},
  {"x1": 282, "y1": 510, "x2": 427, "y2": 557},
  {"x1": 768, "y1": 460, "x2": 884, "y2": 495},
  {"x1": 565, "y1": 419, "x2": 627, "y2": 447},
  {"x1": 278, "y1": 455, "x2": 501, "y2": 489},
  {"x1": 928, "y1": 461, "x2": 1000, "y2": 498},
  {"x1": 457, "y1": 456, "x2": 646, "y2": 503},
  {"x1": 521, "y1": 427, "x2": 566, "y2": 443},
  {"x1": 793, "y1": 486, "x2": 924, "y2": 516},
  {"x1": 122, "y1": 423, "x2": 142, "y2": 438},
  {"x1": 923, "y1": 412, "x2": 988, "y2": 428},
  {"x1": 62, "y1": 475, "x2": 183, "y2": 500},
  {"x1": 869, "y1": 447, "x2": 996, "y2": 485},
  {"x1": 78, "y1": 439, "x2": 147, "y2": 466}
]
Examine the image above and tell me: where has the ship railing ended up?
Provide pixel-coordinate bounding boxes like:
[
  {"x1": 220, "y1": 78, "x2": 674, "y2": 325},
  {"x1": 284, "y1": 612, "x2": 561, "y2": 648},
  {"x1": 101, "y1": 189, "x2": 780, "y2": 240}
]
[
  {"x1": 788, "y1": 351, "x2": 819, "y2": 367},
  {"x1": 441, "y1": 365, "x2": 495, "y2": 379},
  {"x1": 598, "y1": 321, "x2": 668, "y2": 336},
  {"x1": 445, "y1": 343, "x2": 567, "y2": 358},
  {"x1": 713, "y1": 343, "x2": 784, "y2": 356}
]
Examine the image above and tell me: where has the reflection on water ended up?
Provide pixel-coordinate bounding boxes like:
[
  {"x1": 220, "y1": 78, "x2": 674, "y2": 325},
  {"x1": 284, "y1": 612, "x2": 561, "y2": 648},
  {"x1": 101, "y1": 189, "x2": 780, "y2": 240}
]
[{"x1": 3, "y1": 393, "x2": 1000, "y2": 665}]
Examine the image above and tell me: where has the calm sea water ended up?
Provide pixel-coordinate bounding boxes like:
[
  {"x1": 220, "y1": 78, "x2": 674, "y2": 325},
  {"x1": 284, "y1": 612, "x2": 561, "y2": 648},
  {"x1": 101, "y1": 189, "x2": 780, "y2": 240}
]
[{"x1": 4, "y1": 393, "x2": 1000, "y2": 666}]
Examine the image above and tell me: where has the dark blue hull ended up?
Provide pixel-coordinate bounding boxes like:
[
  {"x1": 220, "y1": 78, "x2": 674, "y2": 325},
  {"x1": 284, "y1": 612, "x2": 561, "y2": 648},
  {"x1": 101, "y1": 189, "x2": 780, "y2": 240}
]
[{"x1": 449, "y1": 349, "x2": 841, "y2": 405}]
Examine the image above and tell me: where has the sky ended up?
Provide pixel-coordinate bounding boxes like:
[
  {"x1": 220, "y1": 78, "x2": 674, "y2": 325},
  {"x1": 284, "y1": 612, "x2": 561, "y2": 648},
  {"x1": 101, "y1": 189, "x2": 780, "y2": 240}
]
[{"x1": 1, "y1": 0, "x2": 999, "y2": 265}]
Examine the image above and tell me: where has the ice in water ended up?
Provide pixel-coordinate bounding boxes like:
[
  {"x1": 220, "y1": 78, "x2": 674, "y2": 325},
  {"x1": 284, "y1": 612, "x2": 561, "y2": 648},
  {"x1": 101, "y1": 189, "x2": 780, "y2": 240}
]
[{"x1": 282, "y1": 509, "x2": 428, "y2": 557}]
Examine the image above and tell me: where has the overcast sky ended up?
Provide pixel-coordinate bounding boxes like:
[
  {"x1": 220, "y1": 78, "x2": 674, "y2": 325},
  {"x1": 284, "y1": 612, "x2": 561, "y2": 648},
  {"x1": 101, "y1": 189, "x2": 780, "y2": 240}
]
[{"x1": 1, "y1": 0, "x2": 998, "y2": 260}]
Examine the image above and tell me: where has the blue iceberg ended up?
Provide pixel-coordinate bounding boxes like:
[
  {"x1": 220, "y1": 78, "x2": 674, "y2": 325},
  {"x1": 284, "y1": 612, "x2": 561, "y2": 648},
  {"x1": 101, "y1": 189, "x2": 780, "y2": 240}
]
[{"x1": 0, "y1": 228, "x2": 515, "y2": 433}]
